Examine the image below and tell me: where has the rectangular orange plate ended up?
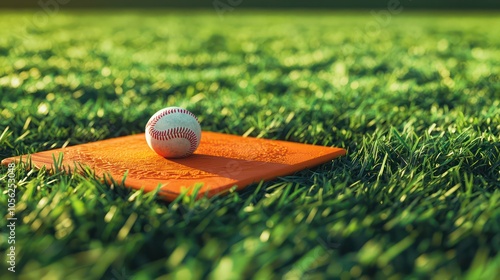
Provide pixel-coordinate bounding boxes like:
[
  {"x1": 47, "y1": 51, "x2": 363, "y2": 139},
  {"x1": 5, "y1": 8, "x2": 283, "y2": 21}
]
[{"x1": 1, "y1": 132, "x2": 346, "y2": 201}]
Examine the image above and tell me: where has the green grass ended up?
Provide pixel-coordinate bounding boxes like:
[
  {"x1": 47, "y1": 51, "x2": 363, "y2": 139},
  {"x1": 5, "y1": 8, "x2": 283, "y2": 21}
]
[{"x1": 1, "y1": 11, "x2": 500, "y2": 279}]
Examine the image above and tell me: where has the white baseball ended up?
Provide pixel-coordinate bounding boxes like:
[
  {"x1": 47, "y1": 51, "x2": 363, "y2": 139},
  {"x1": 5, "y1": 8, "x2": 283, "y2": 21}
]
[{"x1": 145, "y1": 107, "x2": 201, "y2": 158}]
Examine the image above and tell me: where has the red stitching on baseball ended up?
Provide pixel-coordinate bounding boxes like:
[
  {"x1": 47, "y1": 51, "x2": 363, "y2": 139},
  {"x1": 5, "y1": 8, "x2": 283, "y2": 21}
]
[
  {"x1": 148, "y1": 126, "x2": 198, "y2": 156},
  {"x1": 146, "y1": 107, "x2": 199, "y2": 128}
]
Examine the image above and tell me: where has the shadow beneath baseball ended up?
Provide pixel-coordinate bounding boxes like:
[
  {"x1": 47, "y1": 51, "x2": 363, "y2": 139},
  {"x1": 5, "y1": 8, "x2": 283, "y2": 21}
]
[{"x1": 169, "y1": 154, "x2": 290, "y2": 181}]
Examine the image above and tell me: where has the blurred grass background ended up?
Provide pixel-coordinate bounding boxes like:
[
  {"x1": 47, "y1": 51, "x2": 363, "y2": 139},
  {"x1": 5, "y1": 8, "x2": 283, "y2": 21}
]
[
  {"x1": 1, "y1": 0, "x2": 500, "y2": 9},
  {"x1": 0, "y1": 9, "x2": 499, "y2": 280}
]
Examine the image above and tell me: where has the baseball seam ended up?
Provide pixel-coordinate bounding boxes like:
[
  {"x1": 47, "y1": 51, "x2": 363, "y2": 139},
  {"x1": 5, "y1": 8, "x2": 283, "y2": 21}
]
[
  {"x1": 146, "y1": 108, "x2": 199, "y2": 128},
  {"x1": 148, "y1": 126, "x2": 198, "y2": 156}
]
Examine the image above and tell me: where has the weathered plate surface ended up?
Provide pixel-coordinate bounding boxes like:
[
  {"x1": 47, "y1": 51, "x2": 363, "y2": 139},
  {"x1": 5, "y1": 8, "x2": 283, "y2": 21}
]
[{"x1": 1, "y1": 132, "x2": 346, "y2": 201}]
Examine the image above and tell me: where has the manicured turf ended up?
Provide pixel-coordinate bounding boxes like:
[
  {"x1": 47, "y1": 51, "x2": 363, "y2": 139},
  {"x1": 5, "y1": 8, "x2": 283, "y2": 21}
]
[{"x1": 1, "y1": 11, "x2": 499, "y2": 279}]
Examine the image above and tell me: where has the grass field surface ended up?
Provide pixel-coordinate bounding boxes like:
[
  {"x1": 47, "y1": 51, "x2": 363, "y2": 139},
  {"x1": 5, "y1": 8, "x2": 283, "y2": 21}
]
[{"x1": 0, "y1": 11, "x2": 499, "y2": 279}]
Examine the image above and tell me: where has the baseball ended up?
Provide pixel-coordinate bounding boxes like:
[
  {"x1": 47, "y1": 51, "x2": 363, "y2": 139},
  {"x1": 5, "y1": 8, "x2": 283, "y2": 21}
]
[{"x1": 145, "y1": 107, "x2": 201, "y2": 158}]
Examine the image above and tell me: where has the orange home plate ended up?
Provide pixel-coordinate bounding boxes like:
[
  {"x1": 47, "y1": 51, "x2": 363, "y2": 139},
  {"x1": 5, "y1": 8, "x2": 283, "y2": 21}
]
[{"x1": 1, "y1": 132, "x2": 346, "y2": 201}]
